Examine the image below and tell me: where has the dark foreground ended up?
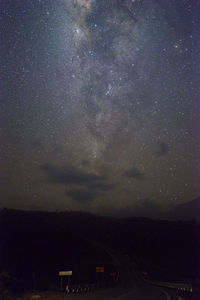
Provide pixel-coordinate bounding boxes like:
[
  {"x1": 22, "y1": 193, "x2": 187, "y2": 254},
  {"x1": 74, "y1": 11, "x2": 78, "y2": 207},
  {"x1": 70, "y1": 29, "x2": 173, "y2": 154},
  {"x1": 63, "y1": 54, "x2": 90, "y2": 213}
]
[{"x1": 0, "y1": 209, "x2": 199, "y2": 299}]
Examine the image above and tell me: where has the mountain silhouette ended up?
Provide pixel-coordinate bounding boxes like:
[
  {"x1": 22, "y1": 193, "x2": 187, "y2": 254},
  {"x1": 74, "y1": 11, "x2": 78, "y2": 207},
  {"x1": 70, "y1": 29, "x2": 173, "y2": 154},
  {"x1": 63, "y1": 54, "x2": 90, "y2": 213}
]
[{"x1": 162, "y1": 197, "x2": 200, "y2": 221}]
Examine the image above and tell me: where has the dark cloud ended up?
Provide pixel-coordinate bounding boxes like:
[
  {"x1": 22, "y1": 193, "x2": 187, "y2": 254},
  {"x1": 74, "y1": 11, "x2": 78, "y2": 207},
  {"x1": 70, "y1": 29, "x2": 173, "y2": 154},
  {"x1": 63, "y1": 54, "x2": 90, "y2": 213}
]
[
  {"x1": 156, "y1": 142, "x2": 170, "y2": 157},
  {"x1": 31, "y1": 139, "x2": 42, "y2": 149},
  {"x1": 52, "y1": 145, "x2": 63, "y2": 155},
  {"x1": 41, "y1": 163, "x2": 106, "y2": 186},
  {"x1": 81, "y1": 160, "x2": 90, "y2": 167},
  {"x1": 41, "y1": 163, "x2": 115, "y2": 203},
  {"x1": 66, "y1": 188, "x2": 97, "y2": 203},
  {"x1": 88, "y1": 182, "x2": 115, "y2": 191},
  {"x1": 124, "y1": 167, "x2": 145, "y2": 180}
]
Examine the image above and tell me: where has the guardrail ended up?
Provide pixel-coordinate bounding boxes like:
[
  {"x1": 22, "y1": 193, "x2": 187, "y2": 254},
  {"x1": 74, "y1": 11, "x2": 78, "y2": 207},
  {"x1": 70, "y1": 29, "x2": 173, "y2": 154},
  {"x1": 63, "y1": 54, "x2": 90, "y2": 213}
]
[
  {"x1": 65, "y1": 279, "x2": 119, "y2": 294},
  {"x1": 147, "y1": 280, "x2": 193, "y2": 293}
]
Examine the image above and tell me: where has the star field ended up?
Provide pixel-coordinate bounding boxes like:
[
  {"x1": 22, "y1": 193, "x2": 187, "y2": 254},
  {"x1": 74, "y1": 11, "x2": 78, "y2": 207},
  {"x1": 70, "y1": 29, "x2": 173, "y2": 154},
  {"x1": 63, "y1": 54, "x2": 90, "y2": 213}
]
[{"x1": 1, "y1": 0, "x2": 200, "y2": 216}]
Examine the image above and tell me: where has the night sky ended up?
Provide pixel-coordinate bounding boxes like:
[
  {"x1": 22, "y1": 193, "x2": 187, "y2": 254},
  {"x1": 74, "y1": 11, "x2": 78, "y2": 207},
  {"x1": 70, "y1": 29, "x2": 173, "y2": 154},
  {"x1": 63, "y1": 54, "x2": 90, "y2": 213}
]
[{"x1": 1, "y1": 0, "x2": 200, "y2": 216}]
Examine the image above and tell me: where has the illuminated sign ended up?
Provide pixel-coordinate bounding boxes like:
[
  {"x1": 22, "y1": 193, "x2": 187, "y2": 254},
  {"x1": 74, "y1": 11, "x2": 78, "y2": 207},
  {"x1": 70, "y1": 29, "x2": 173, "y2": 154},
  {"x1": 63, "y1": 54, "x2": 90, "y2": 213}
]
[
  {"x1": 59, "y1": 271, "x2": 72, "y2": 276},
  {"x1": 96, "y1": 266, "x2": 104, "y2": 273}
]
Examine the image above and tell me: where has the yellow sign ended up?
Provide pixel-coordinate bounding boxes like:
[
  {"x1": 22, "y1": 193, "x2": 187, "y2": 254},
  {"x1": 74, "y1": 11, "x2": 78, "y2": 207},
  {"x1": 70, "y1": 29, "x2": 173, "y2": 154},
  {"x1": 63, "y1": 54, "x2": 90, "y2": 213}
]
[{"x1": 59, "y1": 271, "x2": 72, "y2": 276}]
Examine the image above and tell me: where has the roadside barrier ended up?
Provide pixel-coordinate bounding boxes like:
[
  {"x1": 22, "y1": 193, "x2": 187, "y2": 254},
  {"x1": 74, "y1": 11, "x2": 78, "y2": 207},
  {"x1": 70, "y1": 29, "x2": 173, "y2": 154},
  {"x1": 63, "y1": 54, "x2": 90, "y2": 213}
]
[
  {"x1": 146, "y1": 280, "x2": 193, "y2": 293},
  {"x1": 65, "y1": 280, "x2": 119, "y2": 294}
]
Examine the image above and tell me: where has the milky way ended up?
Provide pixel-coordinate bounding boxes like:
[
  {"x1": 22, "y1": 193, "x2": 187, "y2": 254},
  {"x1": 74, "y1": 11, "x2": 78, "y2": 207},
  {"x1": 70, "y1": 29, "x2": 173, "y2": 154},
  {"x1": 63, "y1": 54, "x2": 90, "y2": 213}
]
[{"x1": 1, "y1": 0, "x2": 200, "y2": 216}]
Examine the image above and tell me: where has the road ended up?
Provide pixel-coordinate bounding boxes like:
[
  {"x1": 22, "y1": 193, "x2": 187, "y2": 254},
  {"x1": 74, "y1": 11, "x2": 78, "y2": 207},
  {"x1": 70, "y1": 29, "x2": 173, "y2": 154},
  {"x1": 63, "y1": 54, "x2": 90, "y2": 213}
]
[{"x1": 81, "y1": 240, "x2": 171, "y2": 299}]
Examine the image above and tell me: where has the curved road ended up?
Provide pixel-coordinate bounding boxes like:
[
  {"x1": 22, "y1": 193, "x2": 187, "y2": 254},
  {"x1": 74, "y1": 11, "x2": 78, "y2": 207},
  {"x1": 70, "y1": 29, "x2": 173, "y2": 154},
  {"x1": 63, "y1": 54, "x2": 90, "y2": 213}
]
[{"x1": 82, "y1": 240, "x2": 171, "y2": 300}]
